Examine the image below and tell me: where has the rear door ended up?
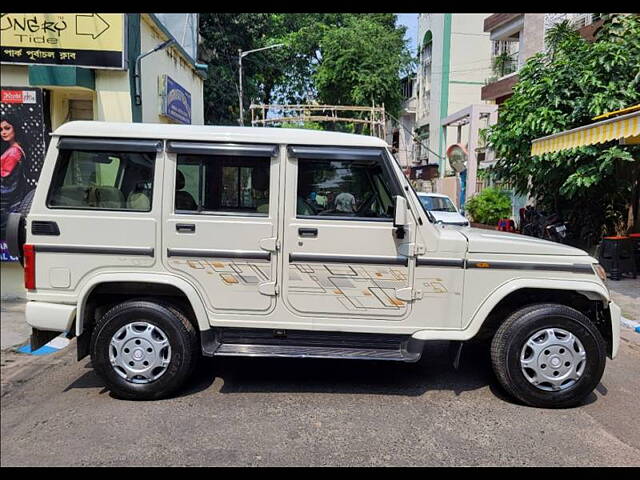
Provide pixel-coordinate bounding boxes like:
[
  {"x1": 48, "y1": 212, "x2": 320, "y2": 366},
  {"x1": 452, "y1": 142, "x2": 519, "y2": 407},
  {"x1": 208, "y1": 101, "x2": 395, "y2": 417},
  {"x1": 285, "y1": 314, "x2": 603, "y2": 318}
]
[
  {"x1": 281, "y1": 145, "x2": 416, "y2": 327},
  {"x1": 29, "y1": 136, "x2": 161, "y2": 295},
  {"x1": 162, "y1": 141, "x2": 280, "y2": 316}
]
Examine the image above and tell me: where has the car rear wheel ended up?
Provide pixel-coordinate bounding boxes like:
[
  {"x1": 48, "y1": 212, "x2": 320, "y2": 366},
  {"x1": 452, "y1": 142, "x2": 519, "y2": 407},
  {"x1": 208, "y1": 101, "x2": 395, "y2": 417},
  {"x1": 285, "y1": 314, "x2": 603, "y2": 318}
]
[
  {"x1": 491, "y1": 303, "x2": 606, "y2": 408},
  {"x1": 90, "y1": 300, "x2": 198, "y2": 400}
]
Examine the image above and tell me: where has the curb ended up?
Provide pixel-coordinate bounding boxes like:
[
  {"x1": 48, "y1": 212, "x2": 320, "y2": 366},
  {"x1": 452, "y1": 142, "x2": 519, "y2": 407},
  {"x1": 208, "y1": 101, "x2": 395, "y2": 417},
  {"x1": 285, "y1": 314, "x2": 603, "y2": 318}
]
[
  {"x1": 16, "y1": 334, "x2": 70, "y2": 356},
  {"x1": 621, "y1": 317, "x2": 640, "y2": 333}
]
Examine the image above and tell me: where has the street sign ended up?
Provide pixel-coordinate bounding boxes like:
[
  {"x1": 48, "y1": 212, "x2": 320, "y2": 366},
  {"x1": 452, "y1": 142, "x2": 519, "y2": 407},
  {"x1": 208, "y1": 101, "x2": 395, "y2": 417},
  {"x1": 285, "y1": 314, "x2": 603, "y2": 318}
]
[
  {"x1": 161, "y1": 75, "x2": 192, "y2": 124},
  {"x1": 0, "y1": 13, "x2": 126, "y2": 69}
]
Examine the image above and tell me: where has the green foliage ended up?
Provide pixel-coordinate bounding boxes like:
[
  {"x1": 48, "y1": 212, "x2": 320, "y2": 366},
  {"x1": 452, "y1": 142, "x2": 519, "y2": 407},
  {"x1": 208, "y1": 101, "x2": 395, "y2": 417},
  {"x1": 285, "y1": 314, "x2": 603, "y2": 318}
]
[
  {"x1": 198, "y1": 14, "x2": 414, "y2": 125},
  {"x1": 198, "y1": 14, "x2": 273, "y2": 125},
  {"x1": 485, "y1": 14, "x2": 640, "y2": 237},
  {"x1": 313, "y1": 15, "x2": 413, "y2": 117},
  {"x1": 280, "y1": 121, "x2": 324, "y2": 130},
  {"x1": 465, "y1": 188, "x2": 513, "y2": 225}
]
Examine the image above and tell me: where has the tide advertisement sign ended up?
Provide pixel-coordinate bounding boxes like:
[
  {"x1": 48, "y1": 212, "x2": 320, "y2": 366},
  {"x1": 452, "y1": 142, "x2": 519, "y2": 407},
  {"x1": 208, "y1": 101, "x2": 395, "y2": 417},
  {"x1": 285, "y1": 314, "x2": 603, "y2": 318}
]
[{"x1": 1, "y1": 13, "x2": 126, "y2": 69}]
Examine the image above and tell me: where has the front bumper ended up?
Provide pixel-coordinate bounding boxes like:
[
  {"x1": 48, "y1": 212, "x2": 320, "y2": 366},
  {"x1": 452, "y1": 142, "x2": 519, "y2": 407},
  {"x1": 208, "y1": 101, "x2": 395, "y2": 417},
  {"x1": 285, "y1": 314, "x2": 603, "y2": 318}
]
[{"x1": 608, "y1": 301, "x2": 621, "y2": 359}]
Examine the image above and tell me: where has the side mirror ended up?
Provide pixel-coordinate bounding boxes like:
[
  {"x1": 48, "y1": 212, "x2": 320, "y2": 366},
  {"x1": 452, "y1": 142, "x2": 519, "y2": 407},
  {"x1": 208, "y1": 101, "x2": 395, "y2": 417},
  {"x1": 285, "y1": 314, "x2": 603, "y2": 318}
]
[
  {"x1": 393, "y1": 196, "x2": 408, "y2": 227},
  {"x1": 393, "y1": 196, "x2": 408, "y2": 239}
]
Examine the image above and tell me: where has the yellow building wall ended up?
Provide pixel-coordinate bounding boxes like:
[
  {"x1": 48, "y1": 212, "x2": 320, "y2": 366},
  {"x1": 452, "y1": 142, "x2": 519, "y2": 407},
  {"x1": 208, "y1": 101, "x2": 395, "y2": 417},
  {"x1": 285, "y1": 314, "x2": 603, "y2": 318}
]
[
  {"x1": 1, "y1": 64, "x2": 29, "y2": 86},
  {"x1": 94, "y1": 70, "x2": 133, "y2": 123},
  {"x1": 1, "y1": 15, "x2": 205, "y2": 299}
]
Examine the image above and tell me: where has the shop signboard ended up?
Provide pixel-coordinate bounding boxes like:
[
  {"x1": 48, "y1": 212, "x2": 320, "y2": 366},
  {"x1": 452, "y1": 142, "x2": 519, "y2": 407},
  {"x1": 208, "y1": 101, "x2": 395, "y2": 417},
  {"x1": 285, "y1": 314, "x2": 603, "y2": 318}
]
[
  {"x1": 0, "y1": 13, "x2": 126, "y2": 69},
  {"x1": 1, "y1": 87, "x2": 48, "y2": 261},
  {"x1": 161, "y1": 74, "x2": 191, "y2": 125}
]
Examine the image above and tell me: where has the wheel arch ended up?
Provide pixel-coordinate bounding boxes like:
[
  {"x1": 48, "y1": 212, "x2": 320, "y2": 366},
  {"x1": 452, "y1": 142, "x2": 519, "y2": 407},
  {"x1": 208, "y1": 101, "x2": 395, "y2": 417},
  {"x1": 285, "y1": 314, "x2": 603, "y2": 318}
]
[
  {"x1": 413, "y1": 279, "x2": 611, "y2": 345},
  {"x1": 76, "y1": 273, "x2": 210, "y2": 338},
  {"x1": 467, "y1": 279, "x2": 614, "y2": 357}
]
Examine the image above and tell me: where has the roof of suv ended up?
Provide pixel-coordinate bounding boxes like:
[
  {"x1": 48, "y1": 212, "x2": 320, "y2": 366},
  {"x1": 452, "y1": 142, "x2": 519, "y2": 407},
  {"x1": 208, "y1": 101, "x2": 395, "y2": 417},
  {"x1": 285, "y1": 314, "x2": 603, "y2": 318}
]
[{"x1": 53, "y1": 121, "x2": 389, "y2": 147}]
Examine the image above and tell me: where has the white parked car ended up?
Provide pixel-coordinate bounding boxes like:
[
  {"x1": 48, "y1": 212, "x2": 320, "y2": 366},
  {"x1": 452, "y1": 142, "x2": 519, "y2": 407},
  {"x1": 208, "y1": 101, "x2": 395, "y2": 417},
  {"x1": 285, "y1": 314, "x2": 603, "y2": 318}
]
[
  {"x1": 6, "y1": 121, "x2": 619, "y2": 407},
  {"x1": 417, "y1": 192, "x2": 469, "y2": 226}
]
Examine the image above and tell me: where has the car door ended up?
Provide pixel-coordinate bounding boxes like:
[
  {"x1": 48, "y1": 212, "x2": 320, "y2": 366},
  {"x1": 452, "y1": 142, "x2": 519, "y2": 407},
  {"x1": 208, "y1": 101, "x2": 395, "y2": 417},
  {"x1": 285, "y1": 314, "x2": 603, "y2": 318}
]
[
  {"x1": 281, "y1": 145, "x2": 417, "y2": 329},
  {"x1": 30, "y1": 136, "x2": 160, "y2": 295},
  {"x1": 162, "y1": 141, "x2": 280, "y2": 316}
]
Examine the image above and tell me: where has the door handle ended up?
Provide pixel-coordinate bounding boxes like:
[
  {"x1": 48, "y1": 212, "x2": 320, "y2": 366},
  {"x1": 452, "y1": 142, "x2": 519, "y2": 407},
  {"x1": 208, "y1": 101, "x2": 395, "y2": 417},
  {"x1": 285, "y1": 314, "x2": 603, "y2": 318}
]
[
  {"x1": 176, "y1": 223, "x2": 196, "y2": 233},
  {"x1": 298, "y1": 228, "x2": 318, "y2": 238}
]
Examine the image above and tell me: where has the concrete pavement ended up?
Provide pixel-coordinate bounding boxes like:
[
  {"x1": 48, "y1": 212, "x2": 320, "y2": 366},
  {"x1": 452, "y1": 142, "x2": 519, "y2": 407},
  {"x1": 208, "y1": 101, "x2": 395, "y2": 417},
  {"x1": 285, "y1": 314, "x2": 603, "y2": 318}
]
[
  {"x1": 1, "y1": 330, "x2": 638, "y2": 466},
  {"x1": 1, "y1": 299, "x2": 30, "y2": 350}
]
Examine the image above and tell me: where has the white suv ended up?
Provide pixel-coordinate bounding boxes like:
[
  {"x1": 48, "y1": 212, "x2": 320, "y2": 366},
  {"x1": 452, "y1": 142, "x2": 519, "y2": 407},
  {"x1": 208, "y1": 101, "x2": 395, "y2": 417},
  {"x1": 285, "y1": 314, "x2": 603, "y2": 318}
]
[{"x1": 7, "y1": 121, "x2": 620, "y2": 407}]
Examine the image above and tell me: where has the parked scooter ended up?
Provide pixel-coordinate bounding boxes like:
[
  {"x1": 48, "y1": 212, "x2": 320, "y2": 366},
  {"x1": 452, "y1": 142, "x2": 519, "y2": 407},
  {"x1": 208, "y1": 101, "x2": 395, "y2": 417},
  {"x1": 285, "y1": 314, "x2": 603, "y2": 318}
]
[{"x1": 519, "y1": 206, "x2": 568, "y2": 243}]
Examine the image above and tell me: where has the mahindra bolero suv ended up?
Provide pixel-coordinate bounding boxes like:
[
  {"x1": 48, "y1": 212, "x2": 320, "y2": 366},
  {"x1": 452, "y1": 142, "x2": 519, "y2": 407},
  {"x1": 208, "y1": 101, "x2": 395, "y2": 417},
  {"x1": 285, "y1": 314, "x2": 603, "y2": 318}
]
[{"x1": 7, "y1": 121, "x2": 621, "y2": 407}]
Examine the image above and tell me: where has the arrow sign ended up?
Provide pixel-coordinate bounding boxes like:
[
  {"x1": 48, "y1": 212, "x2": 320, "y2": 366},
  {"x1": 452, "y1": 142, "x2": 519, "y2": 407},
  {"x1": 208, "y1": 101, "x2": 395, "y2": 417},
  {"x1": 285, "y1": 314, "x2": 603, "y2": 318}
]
[{"x1": 75, "y1": 13, "x2": 110, "y2": 40}]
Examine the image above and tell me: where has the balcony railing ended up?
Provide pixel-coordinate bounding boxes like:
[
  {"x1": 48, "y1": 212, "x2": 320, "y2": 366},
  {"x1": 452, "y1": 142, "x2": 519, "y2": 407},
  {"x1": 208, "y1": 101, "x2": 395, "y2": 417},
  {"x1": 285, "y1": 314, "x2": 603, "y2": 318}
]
[{"x1": 492, "y1": 51, "x2": 519, "y2": 77}]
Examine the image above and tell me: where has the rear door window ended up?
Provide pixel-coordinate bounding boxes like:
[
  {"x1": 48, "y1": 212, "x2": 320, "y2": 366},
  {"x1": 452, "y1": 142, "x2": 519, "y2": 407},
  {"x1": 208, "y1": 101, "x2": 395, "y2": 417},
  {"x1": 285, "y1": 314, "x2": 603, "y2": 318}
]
[{"x1": 175, "y1": 154, "x2": 270, "y2": 215}]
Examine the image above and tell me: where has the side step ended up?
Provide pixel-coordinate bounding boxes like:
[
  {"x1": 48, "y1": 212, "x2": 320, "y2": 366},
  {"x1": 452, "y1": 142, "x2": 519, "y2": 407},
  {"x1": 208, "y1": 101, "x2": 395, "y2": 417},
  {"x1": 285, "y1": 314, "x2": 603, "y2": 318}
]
[{"x1": 202, "y1": 328, "x2": 423, "y2": 362}]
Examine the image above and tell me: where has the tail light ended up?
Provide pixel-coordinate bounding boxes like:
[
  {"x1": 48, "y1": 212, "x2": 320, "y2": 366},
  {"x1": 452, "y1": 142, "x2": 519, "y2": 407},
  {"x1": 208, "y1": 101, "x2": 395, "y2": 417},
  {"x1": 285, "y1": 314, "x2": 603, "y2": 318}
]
[{"x1": 23, "y1": 244, "x2": 35, "y2": 290}]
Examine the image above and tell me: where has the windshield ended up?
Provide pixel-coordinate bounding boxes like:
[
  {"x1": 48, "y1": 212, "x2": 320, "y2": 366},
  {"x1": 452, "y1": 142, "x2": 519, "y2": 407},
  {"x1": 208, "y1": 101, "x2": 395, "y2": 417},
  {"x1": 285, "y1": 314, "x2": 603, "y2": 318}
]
[{"x1": 419, "y1": 195, "x2": 457, "y2": 213}]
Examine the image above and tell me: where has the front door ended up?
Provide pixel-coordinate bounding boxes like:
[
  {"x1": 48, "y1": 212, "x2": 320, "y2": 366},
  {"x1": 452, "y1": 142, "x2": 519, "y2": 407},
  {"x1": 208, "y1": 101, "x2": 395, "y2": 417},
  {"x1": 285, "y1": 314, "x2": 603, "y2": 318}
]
[
  {"x1": 162, "y1": 141, "x2": 280, "y2": 315},
  {"x1": 281, "y1": 145, "x2": 416, "y2": 328}
]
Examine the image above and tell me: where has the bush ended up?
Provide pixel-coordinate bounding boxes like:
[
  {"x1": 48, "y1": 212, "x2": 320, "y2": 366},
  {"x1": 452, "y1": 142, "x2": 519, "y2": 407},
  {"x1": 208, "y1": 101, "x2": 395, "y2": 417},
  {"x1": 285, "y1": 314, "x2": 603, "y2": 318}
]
[{"x1": 465, "y1": 187, "x2": 512, "y2": 225}]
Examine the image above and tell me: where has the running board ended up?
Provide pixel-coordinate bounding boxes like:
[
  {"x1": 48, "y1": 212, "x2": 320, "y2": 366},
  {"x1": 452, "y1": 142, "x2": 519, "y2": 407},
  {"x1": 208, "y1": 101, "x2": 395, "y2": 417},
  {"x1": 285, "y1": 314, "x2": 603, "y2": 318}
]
[{"x1": 201, "y1": 328, "x2": 423, "y2": 362}]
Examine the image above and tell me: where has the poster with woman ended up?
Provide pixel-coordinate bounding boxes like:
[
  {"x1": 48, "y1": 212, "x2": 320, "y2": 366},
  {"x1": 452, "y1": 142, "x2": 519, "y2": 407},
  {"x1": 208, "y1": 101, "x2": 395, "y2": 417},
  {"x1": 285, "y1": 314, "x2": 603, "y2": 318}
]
[{"x1": 1, "y1": 87, "x2": 47, "y2": 261}]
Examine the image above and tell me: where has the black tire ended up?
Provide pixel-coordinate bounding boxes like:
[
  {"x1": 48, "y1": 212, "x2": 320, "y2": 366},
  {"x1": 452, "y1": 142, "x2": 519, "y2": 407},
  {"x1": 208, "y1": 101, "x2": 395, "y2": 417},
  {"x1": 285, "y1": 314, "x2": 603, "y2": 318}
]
[
  {"x1": 19, "y1": 188, "x2": 36, "y2": 217},
  {"x1": 6, "y1": 189, "x2": 36, "y2": 265},
  {"x1": 90, "y1": 300, "x2": 199, "y2": 400},
  {"x1": 491, "y1": 303, "x2": 606, "y2": 408}
]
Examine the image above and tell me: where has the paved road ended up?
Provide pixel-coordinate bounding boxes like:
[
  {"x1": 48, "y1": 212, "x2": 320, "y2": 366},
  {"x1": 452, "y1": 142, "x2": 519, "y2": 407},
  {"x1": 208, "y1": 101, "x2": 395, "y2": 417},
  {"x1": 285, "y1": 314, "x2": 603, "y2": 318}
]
[{"x1": 2, "y1": 329, "x2": 639, "y2": 466}]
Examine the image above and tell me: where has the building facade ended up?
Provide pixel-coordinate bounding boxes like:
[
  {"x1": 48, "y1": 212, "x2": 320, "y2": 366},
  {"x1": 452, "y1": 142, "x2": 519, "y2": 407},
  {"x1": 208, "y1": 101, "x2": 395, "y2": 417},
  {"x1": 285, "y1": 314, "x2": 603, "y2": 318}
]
[
  {"x1": 414, "y1": 13, "x2": 492, "y2": 174},
  {"x1": 481, "y1": 13, "x2": 603, "y2": 105},
  {"x1": 1, "y1": 13, "x2": 207, "y2": 299},
  {"x1": 388, "y1": 76, "x2": 417, "y2": 171}
]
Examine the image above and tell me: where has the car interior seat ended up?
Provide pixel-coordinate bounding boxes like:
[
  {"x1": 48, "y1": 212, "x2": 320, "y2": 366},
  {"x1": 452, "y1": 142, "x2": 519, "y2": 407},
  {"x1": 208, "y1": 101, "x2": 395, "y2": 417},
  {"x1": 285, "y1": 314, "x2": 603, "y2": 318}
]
[
  {"x1": 251, "y1": 165, "x2": 270, "y2": 214},
  {"x1": 175, "y1": 169, "x2": 197, "y2": 210},
  {"x1": 127, "y1": 181, "x2": 151, "y2": 211}
]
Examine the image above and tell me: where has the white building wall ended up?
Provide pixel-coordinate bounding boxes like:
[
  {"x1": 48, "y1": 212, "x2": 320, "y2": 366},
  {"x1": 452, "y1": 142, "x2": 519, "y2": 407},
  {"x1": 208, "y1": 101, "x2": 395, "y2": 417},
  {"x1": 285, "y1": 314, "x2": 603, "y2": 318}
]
[
  {"x1": 415, "y1": 14, "x2": 491, "y2": 171},
  {"x1": 140, "y1": 15, "x2": 204, "y2": 125}
]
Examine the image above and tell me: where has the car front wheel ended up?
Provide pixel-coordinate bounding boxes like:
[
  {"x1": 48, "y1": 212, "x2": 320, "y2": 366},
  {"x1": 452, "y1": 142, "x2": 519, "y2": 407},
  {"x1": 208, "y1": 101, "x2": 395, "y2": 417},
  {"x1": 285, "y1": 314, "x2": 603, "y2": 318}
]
[{"x1": 491, "y1": 303, "x2": 607, "y2": 408}]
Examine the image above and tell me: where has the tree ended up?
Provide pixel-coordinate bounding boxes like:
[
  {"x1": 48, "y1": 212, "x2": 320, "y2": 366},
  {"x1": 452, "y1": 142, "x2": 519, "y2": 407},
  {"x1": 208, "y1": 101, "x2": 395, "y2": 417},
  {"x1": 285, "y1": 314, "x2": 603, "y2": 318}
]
[
  {"x1": 485, "y1": 14, "x2": 640, "y2": 241},
  {"x1": 198, "y1": 14, "x2": 273, "y2": 125},
  {"x1": 198, "y1": 14, "x2": 414, "y2": 127},
  {"x1": 314, "y1": 15, "x2": 413, "y2": 119}
]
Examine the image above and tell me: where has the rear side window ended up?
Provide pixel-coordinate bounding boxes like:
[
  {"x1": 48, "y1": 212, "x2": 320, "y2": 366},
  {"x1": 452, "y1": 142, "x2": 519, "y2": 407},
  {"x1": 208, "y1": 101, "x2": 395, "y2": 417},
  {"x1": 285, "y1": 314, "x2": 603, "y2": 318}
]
[
  {"x1": 175, "y1": 154, "x2": 270, "y2": 215},
  {"x1": 48, "y1": 150, "x2": 155, "y2": 211}
]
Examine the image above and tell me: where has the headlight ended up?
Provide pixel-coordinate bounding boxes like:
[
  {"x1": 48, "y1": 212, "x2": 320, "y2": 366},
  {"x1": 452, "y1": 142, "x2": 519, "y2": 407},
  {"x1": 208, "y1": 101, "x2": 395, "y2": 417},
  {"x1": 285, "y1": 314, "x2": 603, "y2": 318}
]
[{"x1": 592, "y1": 264, "x2": 607, "y2": 284}]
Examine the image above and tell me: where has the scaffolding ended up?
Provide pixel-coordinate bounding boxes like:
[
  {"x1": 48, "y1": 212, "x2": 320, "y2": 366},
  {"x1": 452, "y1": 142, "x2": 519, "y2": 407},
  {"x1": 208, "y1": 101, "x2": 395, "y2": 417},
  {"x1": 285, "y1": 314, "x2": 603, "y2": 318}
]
[{"x1": 249, "y1": 103, "x2": 387, "y2": 141}]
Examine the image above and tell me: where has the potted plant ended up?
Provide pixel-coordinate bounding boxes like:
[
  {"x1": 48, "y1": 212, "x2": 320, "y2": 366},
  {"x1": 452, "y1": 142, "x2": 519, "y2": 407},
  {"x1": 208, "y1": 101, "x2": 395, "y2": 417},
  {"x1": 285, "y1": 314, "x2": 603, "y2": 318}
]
[{"x1": 465, "y1": 187, "x2": 512, "y2": 229}]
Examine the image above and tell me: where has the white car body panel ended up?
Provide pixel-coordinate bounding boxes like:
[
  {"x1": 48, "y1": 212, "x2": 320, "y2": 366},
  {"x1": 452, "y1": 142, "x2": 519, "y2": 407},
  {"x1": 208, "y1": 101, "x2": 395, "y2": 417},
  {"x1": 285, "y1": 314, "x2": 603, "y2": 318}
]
[{"x1": 21, "y1": 121, "x2": 617, "y2": 360}]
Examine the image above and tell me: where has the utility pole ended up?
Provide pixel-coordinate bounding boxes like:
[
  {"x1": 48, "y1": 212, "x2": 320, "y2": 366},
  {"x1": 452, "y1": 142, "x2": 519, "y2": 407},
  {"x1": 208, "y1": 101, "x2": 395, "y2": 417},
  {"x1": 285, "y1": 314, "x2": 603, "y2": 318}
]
[
  {"x1": 238, "y1": 48, "x2": 243, "y2": 126},
  {"x1": 237, "y1": 43, "x2": 285, "y2": 126}
]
